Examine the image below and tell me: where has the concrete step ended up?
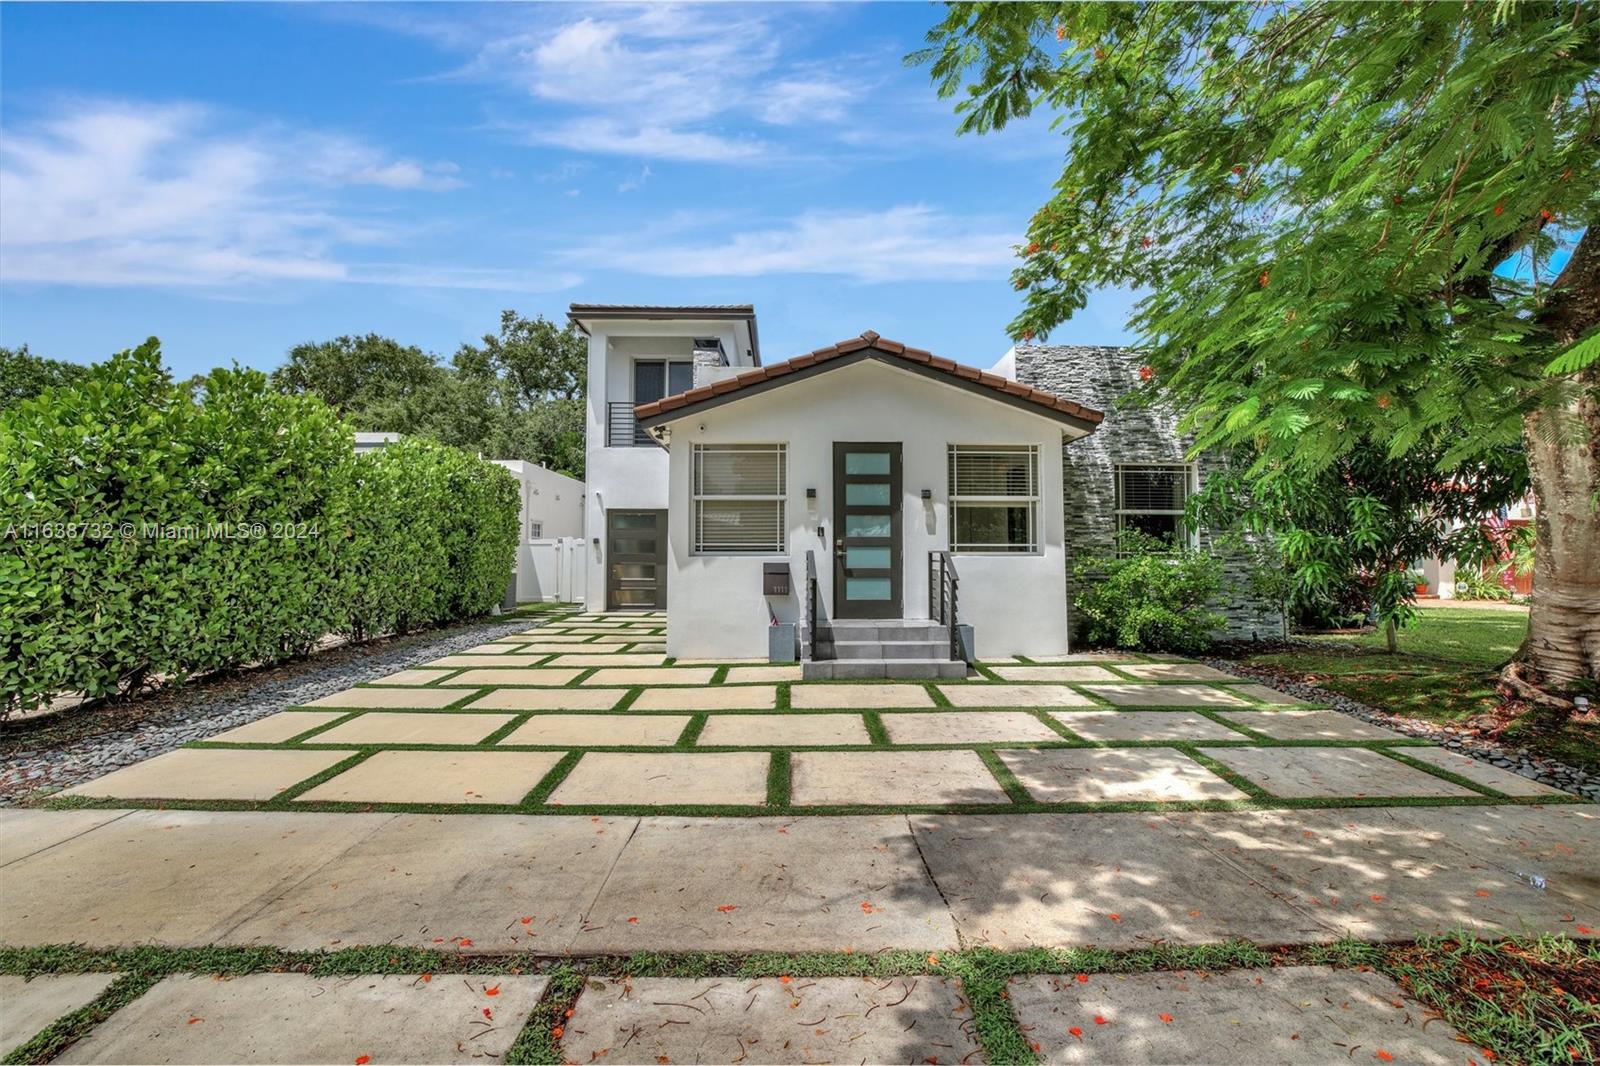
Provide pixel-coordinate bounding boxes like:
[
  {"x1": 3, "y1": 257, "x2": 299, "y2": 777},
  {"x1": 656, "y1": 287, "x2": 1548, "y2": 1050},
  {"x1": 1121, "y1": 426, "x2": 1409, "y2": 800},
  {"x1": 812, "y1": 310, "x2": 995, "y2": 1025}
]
[
  {"x1": 809, "y1": 621, "x2": 950, "y2": 643},
  {"x1": 831, "y1": 639, "x2": 952, "y2": 660},
  {"x1": 801, "y1": 658, "x2": 969, "y2": 681}
]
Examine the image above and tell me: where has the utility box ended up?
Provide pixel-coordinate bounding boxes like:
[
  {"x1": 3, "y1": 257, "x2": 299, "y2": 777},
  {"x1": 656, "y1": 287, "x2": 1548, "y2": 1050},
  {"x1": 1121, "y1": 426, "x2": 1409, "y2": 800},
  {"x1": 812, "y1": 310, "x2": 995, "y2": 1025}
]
[{"x1": 762, "y1": 562, "x2": 791, "y2": 596}]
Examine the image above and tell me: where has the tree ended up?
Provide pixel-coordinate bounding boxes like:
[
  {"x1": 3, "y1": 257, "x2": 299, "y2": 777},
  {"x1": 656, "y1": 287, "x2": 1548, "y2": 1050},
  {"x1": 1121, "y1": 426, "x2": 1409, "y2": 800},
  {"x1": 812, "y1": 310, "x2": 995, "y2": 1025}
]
[
  {"x1": 452, "y1": 311, "x2": 587, "y2": 477},
  {"x1": 916, "y1": 1, "x2": 1600, "y2": 692},
  {"x1": 0, "y1": 345, "x2": 90, "y2": 410},
  {"x1": 1192, "y1": 440, "x2": 1530, "y2": 651},
  {"x1": 271, "y1": 334, "x2": 442, "y2": 423}
]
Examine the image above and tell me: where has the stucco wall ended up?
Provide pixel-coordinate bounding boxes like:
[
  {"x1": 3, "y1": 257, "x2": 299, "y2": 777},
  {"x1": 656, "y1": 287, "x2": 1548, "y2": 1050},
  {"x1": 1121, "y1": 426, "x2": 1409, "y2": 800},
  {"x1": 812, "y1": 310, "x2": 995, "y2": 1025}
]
[
  {"x1": 1015, "y1": 345, "x2": 1286, "y2": 641},
  {"x1": 659, "y1": 360, "x2": 1076, "y2": 659}
]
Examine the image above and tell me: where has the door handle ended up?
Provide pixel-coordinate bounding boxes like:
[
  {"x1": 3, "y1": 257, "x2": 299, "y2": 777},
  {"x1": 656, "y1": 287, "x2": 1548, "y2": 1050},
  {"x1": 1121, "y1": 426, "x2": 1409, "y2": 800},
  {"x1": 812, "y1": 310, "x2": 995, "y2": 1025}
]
[{"x1": 834, "y1": 539, "x2": 845, "y2": 559}]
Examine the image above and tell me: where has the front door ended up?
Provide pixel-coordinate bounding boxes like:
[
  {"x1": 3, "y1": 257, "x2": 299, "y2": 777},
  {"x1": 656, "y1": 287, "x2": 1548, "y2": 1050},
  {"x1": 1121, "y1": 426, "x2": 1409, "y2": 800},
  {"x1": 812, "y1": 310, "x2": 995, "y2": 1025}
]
[
  {"x1": 832, "y1": 442, "x2": 902, "y2": 619},
  {"x1": 606, "y1": 510, "x2": 667, "y2": 610}
]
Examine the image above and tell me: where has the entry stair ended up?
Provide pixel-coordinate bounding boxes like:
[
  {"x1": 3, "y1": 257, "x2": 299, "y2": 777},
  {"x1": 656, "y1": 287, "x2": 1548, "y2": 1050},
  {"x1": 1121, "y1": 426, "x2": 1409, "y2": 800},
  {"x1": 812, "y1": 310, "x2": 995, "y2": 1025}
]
[{"x1": 799, "y1": 619, "x2": 969, "y2": 680}]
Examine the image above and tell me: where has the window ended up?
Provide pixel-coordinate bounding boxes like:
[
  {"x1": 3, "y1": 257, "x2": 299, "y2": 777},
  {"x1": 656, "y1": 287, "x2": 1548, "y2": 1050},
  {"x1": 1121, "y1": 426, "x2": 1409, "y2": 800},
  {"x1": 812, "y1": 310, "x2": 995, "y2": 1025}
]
[
  {"x1": 633, "y1": 359, "x2": 694, "y2": 403},
  {"x1": 528, "y1": 520, "x2": 543, "y2": 539},
  {"x1": 692, "y1": 444, "x2": 786, "y2": 554},
  {"x1": 948, "y1": 445, "x2": 1039, "y2": 553},
  {"x1": 1114, "y1": 464, "x2": 1194, "y2": 549}
]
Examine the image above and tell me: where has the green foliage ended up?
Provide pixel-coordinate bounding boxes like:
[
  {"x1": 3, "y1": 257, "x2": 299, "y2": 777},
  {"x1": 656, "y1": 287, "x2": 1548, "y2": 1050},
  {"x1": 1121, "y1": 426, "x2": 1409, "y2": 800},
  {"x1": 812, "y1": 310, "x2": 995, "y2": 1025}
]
[
  {"x1": 274, "y1": 311, "x2": 587, "y2": 477},
  {"x1": 0, "y1": 345, "x2": 91, "y2": 410},
  {"x1": 0, "y1": 341, "x2": 519, "y2": 715},
  {"x1": 1454, "y1": 565, "x2": 1514, "y2": 602},
  {"x1": 1071, "y1": 531, "x2": 1225, "y2": 652},
  {"x1": 1192, "y1": 443, "x2": 1527, "y2": 637},
  {"x1": 915, "y1": 3, "x2": 1598, "y2": 476}
]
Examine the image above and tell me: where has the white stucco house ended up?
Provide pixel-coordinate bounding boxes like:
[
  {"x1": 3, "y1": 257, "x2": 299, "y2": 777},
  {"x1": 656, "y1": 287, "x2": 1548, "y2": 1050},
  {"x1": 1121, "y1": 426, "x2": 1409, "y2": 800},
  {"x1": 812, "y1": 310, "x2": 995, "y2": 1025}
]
[{"x1": 488, "y1": 459, "x2": 586, "y2": 603}]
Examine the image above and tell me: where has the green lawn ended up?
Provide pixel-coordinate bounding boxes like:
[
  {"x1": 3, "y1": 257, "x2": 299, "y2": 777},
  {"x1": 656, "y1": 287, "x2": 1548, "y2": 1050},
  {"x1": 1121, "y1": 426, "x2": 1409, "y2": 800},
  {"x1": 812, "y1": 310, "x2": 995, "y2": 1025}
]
[{"x1": 1239, "y1": 605, "x2": 1600, "y2": 774}]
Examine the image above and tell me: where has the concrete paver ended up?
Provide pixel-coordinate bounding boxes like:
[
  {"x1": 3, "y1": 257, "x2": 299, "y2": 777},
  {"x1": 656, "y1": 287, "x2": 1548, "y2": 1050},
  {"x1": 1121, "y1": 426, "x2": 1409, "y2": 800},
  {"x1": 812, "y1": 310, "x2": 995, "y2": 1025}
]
[
  {"x1": 991, "y1": 665, "x2": 1123, "y2": 683},
  {"x1": 999, "y1": 748, "x2": 1248, "y2": 803},
  {"x1": 309, "y1": 711, "x2": 515, "y2": 746},
  {"x1": 304, "y1": 686, "x2": 465, "y2": 708},
  {"x1": 298, "y1": 750, "x2": 565, "y2": 805},
  {"x1": 0, "y1": 809, "x2": 131, "y2": 868},
  {"x1": 461, "y1": 688, "x2": 625, "y2": 711},
  {"x1": 1216, "y1": 708, "x2": 1408, "y2": 741},
  {"x1": 426, "y1": 654, "x2": 551, "y2": 668},
  {"x1": 1051, "y1": 710, "x2": 1246, "y2": 742},
  {"x1": 226, "y1": 814, "x2": 636, "y2": 951},
  {"x1": 1225, "y1": 682, "x2": 1312, "y2": 705},
  {"x1": 789, "y1": 684, "x2": 935, "y2": 709},
  {"x1": 581, "y1": 667, "x2": 717, "y2": 686},
  {"x1": 572, "y1": 816, "x2": 959, "y2": 952},
  {"x1": 1010, "y1": 966, "x2": 1464, "y2": 1065},
  {"x1": 0, "y1": 810, "x2": 396, "y2": 946},
  {"x1": 56, "y1": 972, "x2": 548, "y2": 1065},
  {"x1": 724, "y1": 665, "x2": 803, "y2": 683},
  {"x1": 440, "y1": 668, "x2": 583, "y2": 687},
  {"x1": 62, "y1": 748, "x2": 354, "y2": 801},
  {"x1": 548, "y1": 652, "x2": 667, "y2": 667},
  {"x1": 940, "y1": 683, "x2": 1097, "y2": 708},
  {"x1": 882, "y1": 711, "x2": 1063, "y2": 744},
  {"x1": 630, "y1": 685, "x2": 777, "y2": 710},
  {"x1": 0, "y1": 974, "x2": 118, "y2": 1057},
  {"x1": 1113, "y1": 663, "x2": 1237, "y2": 682},
  {"x1": 790, "y1": 750, "x2": 1009, "y2": 806},
  {"x1": 1200, "y1": 746, "x2": 1479, "y2": 798},
  {"x1": 1397, "y1": 746, "x2": 1569, "y2": 797},
  {"x1": 205, "y1": 711, "x2": 347, "y2": 744},
  {"x1": 366, "y1": 668, "x2": 456, "y2": 686},
  {"x1": 697, "y1": 713, "x2": 871, "y2": 746},
  {"x1": 549, "y1": 752, "x2": 769, "y2": 806},
  {"x1": 909, "y1": 812, "x2": 1335, "y2": 948},
  {"x1": 1080, "y1": 683, "x2": 1252, "y2": 707},
  {"x1": 561, "y1": 976, "x2": 980, "y2": 1065},
  {"x1": 499, "y1": 714, "x2": 690, "y2": 746}
]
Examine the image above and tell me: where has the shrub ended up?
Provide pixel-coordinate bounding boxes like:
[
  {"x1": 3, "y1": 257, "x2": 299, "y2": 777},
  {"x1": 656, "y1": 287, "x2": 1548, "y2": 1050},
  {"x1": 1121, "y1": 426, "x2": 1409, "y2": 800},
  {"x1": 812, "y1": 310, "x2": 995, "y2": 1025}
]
[
  {"x1": 0, "y1": 341, "x2": 519, "y2": 716},
  {"x1": 1071, "y1": 531, "x2": 1226, "y2": 653}
]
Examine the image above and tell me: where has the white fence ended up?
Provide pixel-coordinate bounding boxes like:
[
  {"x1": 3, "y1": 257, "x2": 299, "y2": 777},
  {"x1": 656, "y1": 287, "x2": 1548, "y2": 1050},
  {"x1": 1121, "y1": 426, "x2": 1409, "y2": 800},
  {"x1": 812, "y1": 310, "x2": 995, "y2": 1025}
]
[{"x1": 516, "y1": 537, "x2": 586, "y2": 604}]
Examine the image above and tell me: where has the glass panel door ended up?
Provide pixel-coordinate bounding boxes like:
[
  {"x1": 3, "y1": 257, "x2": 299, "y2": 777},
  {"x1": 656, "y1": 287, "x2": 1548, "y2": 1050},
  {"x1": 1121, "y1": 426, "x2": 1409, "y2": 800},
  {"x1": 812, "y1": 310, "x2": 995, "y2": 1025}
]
[
  {"x1": 607, "y1": 510, "x2": 666, "y2": 610},
  {"x1": 832, "y1": 443, "x2": 901, "y2": 619}
]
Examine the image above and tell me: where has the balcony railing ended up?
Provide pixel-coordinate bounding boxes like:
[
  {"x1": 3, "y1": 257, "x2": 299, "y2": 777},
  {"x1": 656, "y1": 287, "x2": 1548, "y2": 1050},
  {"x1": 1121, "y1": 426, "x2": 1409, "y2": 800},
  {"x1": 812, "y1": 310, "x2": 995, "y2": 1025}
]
[{"x1": 607, "y1": 402, "x2": 654, "y2": 447}]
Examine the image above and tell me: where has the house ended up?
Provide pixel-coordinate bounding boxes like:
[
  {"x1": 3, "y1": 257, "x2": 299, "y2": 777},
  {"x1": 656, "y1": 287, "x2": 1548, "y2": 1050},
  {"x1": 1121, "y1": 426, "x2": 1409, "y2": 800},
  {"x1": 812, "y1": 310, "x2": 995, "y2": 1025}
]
[
  {"x1": 574, "y1": 303, "x2": 1283, "y2": 674},
  {"x1": 488, "y1": 460, "x2": 586, "y2": 604}
]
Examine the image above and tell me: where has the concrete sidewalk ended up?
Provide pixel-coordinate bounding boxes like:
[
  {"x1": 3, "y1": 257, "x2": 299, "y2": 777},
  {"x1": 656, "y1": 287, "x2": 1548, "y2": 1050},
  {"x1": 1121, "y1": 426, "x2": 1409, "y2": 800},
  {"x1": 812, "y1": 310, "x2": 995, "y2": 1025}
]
[{"x1": 2, "y1": 805, "x2": 1594, "y2": 953}]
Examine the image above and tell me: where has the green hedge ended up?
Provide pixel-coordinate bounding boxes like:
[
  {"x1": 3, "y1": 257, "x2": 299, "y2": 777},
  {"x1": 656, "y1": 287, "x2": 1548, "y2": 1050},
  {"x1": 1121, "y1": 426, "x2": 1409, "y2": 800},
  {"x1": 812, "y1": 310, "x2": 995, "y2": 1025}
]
[{"x1": 0, "y1": 340, "x2": 519, "y2": 715}]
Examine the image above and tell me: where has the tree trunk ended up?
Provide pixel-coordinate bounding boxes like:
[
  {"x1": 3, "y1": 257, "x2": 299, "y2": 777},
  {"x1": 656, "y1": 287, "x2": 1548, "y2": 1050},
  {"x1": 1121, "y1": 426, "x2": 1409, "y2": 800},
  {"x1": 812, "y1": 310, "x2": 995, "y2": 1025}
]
[
  {"x1": 1519, "y1": 383, "x2": 1600, "y2": 686},
  {"x1": 1384, "y1": 617, "x2": 1398, "y2": 654}
]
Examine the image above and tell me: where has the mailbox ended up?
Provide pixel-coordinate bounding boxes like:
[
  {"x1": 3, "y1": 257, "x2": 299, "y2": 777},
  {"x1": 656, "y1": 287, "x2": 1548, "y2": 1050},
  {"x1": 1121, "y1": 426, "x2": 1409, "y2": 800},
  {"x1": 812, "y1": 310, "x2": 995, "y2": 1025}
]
[{"x1": 762, "y1": 562, "x2": 791, "y2": 596}]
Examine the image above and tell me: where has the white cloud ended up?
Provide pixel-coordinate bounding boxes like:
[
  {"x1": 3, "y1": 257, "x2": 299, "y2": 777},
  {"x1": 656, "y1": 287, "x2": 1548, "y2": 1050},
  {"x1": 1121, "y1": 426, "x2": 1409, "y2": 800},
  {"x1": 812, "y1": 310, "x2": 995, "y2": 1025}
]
[
  {"x1": 617, "y1": 165, "x2": 653, "y2": 193},
  {"x1": 390, "y1": 3, "x2": 860, "y2": 164},
  {"x1": 0, "y1": 100, "x2": 563, "y2": 293},
  {"x1": 573, "y1": 205, "x2": 1017, "y2": 283}
]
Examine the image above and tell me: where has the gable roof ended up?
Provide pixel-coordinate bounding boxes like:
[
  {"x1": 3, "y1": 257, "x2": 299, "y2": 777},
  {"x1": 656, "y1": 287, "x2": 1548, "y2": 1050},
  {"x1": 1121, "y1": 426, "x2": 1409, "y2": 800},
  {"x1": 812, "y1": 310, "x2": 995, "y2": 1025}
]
[{"x1": 633, "y1": 331, "x2": 1104, "y2": 433}]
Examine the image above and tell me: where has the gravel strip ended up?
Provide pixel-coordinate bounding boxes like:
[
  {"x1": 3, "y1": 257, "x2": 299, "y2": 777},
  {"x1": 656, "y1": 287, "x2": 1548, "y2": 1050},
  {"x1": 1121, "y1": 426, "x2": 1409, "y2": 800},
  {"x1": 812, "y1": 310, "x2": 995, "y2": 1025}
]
[
  {"x1": 0, "y1": 611, "x2": 572, "y2": 805},
  {"x1": 1203, "y1": 656, "x2": 1598, "y2": 802}
]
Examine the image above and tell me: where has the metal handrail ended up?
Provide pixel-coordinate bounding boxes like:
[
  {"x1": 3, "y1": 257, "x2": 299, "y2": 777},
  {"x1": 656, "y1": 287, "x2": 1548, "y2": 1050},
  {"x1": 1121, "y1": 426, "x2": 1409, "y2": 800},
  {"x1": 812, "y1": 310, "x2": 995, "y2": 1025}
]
[
  {"x1": 929, "y1": 550, "x2": 960, "y2": 661},
  {"x1": 803, "y1": 550, "x2": 818, "y2": 661},
  {"x1": 607, "y1": 402, "x2": 653, "y2": 447}
]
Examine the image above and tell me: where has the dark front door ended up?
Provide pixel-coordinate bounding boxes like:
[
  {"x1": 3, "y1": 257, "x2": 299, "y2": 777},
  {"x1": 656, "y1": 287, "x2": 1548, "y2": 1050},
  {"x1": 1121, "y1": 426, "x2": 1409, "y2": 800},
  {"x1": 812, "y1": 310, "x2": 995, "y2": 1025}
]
[
  {"x1": 832, "y1": 442, "x2": 902, "y2": 619},
  {"x1": 606, "y1": 510, "x2": 667, "y2": 610}
]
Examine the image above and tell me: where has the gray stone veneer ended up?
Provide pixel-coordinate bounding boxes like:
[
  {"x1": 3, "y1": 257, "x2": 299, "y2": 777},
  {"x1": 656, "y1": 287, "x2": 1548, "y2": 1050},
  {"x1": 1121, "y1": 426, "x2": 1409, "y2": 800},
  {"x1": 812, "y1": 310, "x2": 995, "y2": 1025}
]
[{"x1": 1015, "y1": 345, "x2": 1286, "y2": 641}]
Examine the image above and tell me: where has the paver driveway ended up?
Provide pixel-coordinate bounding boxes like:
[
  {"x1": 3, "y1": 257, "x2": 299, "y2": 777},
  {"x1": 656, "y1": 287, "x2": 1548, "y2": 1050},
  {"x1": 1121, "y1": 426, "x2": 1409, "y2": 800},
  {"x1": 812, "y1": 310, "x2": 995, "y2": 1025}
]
[{"x1": 3, "y1": 610, "x2": 1594, "y2": 1063}]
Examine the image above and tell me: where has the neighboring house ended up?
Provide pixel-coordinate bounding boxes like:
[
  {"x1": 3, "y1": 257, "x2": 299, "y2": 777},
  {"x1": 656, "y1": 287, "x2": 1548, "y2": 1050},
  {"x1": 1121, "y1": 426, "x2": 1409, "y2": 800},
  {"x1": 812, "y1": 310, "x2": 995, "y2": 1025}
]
[
  {"x1": 568, "y1": 304, "x2": 762, "y2": 612},
  {"x1": 575, "y1": 303, "x2": 1283, "y2": 673},
  {"x1": 1417, "y1": 492, "x2": 1536, "y2": 598},
  {"x1": 1011, "y1": 345, "x2": 1287, "y2": 642},
  {"x1": 353, "y1": 431, "x2": 401, "y2": 452},
  {"x1": 488, "y1": 460, "x2": 587, "y2": 604}
]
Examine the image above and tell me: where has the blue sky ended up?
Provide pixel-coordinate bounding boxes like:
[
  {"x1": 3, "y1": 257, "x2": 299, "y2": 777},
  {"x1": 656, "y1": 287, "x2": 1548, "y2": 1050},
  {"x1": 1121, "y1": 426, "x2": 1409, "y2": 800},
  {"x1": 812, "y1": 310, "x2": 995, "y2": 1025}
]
[{"x1": 0, "y1": 2, "x2": 1138, "y2": 377}]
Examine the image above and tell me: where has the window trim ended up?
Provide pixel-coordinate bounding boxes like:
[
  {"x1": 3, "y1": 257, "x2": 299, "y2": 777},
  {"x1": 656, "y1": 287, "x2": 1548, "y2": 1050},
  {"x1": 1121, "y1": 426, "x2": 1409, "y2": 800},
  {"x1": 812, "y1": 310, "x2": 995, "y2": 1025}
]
[
  {"x1": 947, "y1": 444, "x2": 1041, "y2": 555},
  {"x1": 1113, "y1": 462, "x2": 1197, "y2": 551},
  {"x1": 528, "y1": 520, "x2": 543, "y2": 540},
  {"x1": 632, "y1": 358, "x2": 694, "y2": 402},
  {"x1": 691, "y1": 443, "x2": 788, "y2": 556}
]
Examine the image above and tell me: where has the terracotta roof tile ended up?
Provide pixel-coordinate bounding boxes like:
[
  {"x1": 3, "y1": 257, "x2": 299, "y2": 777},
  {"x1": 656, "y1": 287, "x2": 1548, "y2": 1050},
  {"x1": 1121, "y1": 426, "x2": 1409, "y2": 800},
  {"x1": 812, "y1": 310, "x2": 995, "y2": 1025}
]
[{"x1": 633, "y1": 330, "x2": 1104, "y2": 428}]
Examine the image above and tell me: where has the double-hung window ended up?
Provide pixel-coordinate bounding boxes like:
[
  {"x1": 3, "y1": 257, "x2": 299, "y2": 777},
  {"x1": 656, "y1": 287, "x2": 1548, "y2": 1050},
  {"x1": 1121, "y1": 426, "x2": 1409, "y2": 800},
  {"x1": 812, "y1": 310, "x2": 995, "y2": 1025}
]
[
  {"x1": 948, "y1": 445, "x2": 1039, "y2": 553},
  {"x1": 692, "y1": 444, "x2": 786, "y2": 554},
  {"x1": 1114, "y1": 463, "x2": 1194, "y2": 550}
]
